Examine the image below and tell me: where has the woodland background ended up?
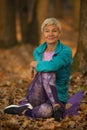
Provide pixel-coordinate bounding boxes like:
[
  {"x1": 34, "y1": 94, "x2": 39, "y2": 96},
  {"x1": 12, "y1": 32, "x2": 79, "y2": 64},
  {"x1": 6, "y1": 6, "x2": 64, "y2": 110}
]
[{"x1": 0, "y1": 0, "x2": 87, "y2": 130}]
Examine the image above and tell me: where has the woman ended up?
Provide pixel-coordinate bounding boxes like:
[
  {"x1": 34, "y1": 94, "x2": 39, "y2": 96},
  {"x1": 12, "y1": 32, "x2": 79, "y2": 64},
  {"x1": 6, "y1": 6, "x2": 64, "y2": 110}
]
[{"x1": 4, "y1": 18, "x2": 73, "y2": 121}]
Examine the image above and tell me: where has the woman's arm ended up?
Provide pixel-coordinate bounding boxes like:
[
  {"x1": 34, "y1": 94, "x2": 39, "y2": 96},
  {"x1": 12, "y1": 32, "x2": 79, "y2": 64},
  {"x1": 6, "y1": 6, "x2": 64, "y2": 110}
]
[{"x1": 35, "y1": 48, "x2": 73, "y2": 72}]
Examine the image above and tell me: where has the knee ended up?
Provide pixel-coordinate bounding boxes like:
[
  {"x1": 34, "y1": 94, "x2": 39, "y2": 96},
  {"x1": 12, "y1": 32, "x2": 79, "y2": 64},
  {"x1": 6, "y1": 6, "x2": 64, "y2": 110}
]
[
  {"x1": 42, "y1": 72, "x2": 55, "y2": 78},
  {"x1": 42, "y1": 73, "x2": 56, "y2": 86}
]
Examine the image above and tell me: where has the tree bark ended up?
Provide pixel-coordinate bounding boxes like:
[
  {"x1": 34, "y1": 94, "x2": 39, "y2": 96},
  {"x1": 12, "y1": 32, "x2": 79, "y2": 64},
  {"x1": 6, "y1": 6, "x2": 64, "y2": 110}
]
[
  {"x1": 0, "y1": 0, "x2": 17, "y2": 48},
  {"x1": 73, "y1": 0, "x2": 80, "y2": 30},
  {"x1": 73, "y1": 0, "x2": 87, "y2": 72},
  {"x1": 16, "y1": 0, "x2": 29, "y2": 43},
  {"x1": 16, "y1": 0, "x2": 39, "y2": 45},
  {"x1": 36, "y1": 0, "x2": 49, "y2": 38},
  {"x1": 48, "y1": 0, "x2": 62, "y2": 18}
]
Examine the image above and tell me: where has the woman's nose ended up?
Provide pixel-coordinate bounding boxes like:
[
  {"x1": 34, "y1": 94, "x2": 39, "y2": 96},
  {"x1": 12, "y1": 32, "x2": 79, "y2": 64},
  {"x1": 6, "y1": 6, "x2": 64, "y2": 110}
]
[{"x1": 49, "y1": 31, "x2": 53, "y2": 35}]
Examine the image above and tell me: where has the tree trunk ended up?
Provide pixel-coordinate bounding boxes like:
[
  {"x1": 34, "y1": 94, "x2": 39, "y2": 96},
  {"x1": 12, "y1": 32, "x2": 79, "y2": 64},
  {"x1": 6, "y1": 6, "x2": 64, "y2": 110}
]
[
  {"x1": 16, "y1": 0, "x2": 39, "y2": 45},
  {"x1": 48, "y1": 0, "x2": 62, "y2": 18},
  {"x1": 36, "y1": 0, "x2": 49, "y2": 39},
  {"x1": 0, "y1": 0, "x2": 17, "y2": 48},
  {"x1": 27, "y1": 0, "x2": 39, "y2": 45},
  {"x1": 16, "y1": 0, "x2": 29, "y2": 43},
  {"x1": 73, "y1": 0, "x2": 87, "y2": 72},
  {"x1": 73, "y1": 0, "x2": 80, "y2": 30}
]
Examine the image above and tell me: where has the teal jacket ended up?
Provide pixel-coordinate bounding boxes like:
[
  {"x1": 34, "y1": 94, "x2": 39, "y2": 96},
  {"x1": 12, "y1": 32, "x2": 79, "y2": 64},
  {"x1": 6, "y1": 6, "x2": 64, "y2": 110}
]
[{"x1": 33, "y1": 40, "x2": 73, "y2": 103}]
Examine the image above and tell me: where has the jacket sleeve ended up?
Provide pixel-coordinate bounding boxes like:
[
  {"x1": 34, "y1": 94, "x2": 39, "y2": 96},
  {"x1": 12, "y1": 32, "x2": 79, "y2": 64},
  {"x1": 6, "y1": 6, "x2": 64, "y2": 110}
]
[
  {"x1": 36, "y1": 48, "x2": 73, "y2": 72},
  {"x1": 33, "y1": 49, "x2": 41, "y2": 61}
]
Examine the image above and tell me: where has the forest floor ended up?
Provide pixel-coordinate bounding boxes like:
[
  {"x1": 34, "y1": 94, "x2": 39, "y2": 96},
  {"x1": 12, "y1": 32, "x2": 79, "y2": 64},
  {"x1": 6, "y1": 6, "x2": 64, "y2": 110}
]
[{"x1": 0, "y1": 18, "x2": 87, "y2": 130}]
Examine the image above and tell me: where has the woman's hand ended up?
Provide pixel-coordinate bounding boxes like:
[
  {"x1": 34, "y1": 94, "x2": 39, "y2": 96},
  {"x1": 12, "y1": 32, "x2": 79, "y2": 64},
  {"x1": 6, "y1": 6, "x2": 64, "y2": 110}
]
[
  {"x1": 29, "y1": 61, "x2": 38, "y2": 78},
  {"x1": 30, "y1": 61, "x2": 38, "y2": 68},
  {"x1": 30, "y1": 66, "x2": 34, "y2": 78}
]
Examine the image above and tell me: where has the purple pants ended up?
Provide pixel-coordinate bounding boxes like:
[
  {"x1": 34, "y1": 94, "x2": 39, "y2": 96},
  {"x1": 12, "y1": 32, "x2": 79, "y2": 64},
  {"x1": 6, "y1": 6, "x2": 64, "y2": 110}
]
[{"x1": 19, "y1": 72, "x2": 65, "y2": 118}]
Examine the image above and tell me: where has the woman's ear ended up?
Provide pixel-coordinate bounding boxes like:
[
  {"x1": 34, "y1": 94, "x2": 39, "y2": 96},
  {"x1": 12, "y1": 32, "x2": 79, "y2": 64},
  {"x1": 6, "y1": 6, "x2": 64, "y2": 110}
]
[{"x1": 59, "y1": 32, "x2": 61, "y2": 38}]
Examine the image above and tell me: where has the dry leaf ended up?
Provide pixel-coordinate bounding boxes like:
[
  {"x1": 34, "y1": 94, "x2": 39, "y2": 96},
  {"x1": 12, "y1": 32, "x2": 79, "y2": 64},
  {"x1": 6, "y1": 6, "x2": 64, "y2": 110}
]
[{"x1": 66, "y1": 103, "x2": 72, "y2": 109}]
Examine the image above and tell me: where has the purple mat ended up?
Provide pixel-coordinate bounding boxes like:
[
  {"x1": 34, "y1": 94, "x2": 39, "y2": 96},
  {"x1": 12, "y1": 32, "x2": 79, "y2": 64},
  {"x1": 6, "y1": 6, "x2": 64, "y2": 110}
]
[{"x1": 64, "y1": 91, "x2": 84, "y2": 116}]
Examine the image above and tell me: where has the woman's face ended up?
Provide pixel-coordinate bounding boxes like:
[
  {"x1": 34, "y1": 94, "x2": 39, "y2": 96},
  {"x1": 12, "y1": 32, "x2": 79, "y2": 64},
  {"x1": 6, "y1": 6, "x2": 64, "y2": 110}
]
[{"x1": 42, "y1": 24, "x2": 60, "y2": 44}]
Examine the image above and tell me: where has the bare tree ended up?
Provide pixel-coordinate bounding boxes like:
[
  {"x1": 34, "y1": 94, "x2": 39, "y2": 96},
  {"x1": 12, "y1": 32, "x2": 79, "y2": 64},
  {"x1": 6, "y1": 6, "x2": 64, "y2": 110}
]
[
  {"x1": 0, "y1": 0, "x2": 17, "y2": 48},
  {"x1": 48, "y1": 0, "x2": 62, "y2": 18},
  {"x1": 73, "y1": 0, "x2": 87, "y2": 72},
  {"x1": 73, "y1": 0, "x2": 80, "y2": 30},
  {"x1": 36, "y1": 0, "x2": 49, "y2": 36},
  {"x1": 15, "y1": 0, "x2": 39, "y2": 45}
]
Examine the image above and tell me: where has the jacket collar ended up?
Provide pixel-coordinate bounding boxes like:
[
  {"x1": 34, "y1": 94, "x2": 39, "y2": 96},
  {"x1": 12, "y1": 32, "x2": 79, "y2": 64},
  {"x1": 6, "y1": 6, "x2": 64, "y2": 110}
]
[
  {"x1": 55, "y1": 40, "x2": 63, "y2": 54},
  {"x1": 37, "y1": 40, "x2": 63, "y2": 54}
]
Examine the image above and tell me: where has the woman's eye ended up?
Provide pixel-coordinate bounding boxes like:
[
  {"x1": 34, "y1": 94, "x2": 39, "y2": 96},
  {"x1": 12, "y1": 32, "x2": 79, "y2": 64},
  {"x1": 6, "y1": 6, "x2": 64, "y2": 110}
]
[
  {"x1": 52, "y1": 30, "x2": 57, "y2": 32},
  {"x1": 45, "y1": 30, "x2": 49, "y2": 32},
  {"x1": 44, "y1": 29, "x2": 58, "y2": 33}
]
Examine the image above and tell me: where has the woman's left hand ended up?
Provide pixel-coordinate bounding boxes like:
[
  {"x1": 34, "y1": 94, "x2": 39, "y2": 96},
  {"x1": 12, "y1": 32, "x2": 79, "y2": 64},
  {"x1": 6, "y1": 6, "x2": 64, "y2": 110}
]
[{"x1": 30, "y1": 61, "x2": 38, "y2": 68}]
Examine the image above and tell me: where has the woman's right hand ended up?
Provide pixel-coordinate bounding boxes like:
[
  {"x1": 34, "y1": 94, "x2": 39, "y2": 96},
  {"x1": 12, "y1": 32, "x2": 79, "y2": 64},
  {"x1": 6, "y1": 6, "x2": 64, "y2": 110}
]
[{"x1": 30, "y1": 66, "x2": 34, "y2": 79}]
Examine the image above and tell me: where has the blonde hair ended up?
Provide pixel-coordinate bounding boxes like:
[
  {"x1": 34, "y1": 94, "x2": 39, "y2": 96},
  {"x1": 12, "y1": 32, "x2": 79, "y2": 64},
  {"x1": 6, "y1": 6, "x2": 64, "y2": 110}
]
[{"x1": 41, "y1": 18, "x2": 61, "y2": 33}]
